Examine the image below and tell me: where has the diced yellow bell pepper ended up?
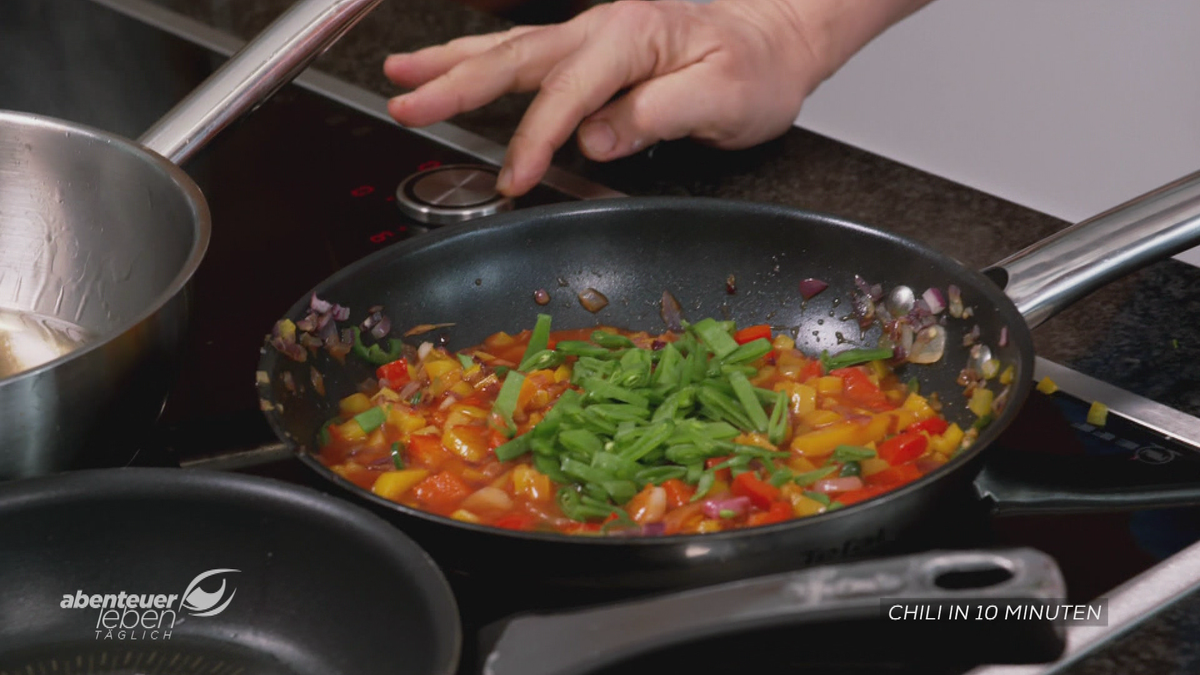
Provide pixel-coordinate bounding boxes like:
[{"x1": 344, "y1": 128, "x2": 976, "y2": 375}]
[
  {"x1": 772, "y1": 334, "x2": 795, "y2": 352},
  {"x1": 387, "y1": 408, "x2": 427, "y2": 435},
  {"x1": 339, "y1": 392, "x2": 373, "y2": 416},
  {"x1": 372, "y1": 469, "x2": 430, "y2": 500},
  {"x1": 450, "y1": 509, "x2": 482, "y2": 524},
  {"x1": 968, "y1": 388, "x2": 994, "y2": 417},
  {"x1": 334, "y1": 419, "x2": 367, "y2": 442},
  {"x1": 1087, "y1": 401, "x2": 1108, "y2": 427},
  {"x1": 787, "y1": 455, "x2": 818, "y2": 472},
  {"x1": 790, "y1": 494, "x2": 827, "y2": 517},
  {"x1": 442, "y1": 426, "x2": 489, "y2": 462},
  {"x1": 901, "y1": 393, "x2": 935, "y2": 420},
  {"x1": 1037, "y1": 377, "x2": 1058, "y2": 394},
  {"x1": 776, "y1": 382, "x2": 817, "y2": 416},
  {"x1": 929, "y1": 423, "x2": 965, "y2": 455},
  {"x1": 696, "y1": 519, "x2": 723, "y2": 533},
  {"x1": 814, "y1": 376, "x2": 844, "y2": 395},
  {"x1": 790, "y1": 421, "x2": 862, "y2": 458},
  {"x1": 800, "y1": 409, "x2": 842, "y2": 428},
  {"x1": 999, "y1": 365, "x2": 1015, "y2": 385},
  {"x1": 424, "y1": 358, "x2": 461, "y2": 380},
  {"x1": 553, "y1": 365, "x2": 572, "y2": 383},
  {"x1": 512, "y1": 465, "x2": 552, "y2": 502},
  {"x1": 450, "y1": 381, "x2": 475, "y2": 398},
  {"x1": 867, "y1": 360, "x2": 888, "y2": 383},
  {"x1": 859, "y1": 457, "x2": 891, "y2": 477}
]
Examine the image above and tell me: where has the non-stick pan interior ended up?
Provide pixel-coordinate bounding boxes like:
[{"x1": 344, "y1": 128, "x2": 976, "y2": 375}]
[
  {"x1": 262, "y1": 197, "x2": 1034, "y2": 469},
  {"x1": 0, "y1": 468, "x2": 460, "y2": 675}
]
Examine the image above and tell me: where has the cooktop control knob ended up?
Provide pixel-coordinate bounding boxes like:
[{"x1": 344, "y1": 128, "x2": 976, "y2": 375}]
[{"x1": 394, "y1": 164, "x2": 513, "y2": 225}]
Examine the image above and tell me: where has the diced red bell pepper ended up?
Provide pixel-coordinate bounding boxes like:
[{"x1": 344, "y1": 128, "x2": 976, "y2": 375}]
[
  {"x1": 834, "y1": 484, "x2": 891, "y2": 506},
  {"x1": 412, "y1": 471, "x2": 471, "y2": 512},
  {"x1": 492, "y1": 512, "x2": 537, "y2": 531},
  {"x1": 907, "y1": 417, "x2": 950, "y2": 436},
  {"x1": 830, "y1": 367, "x2": 891, "y2": 410},
  {"x1": 746, "y1": 501, "x2": 792, "y2": 527},
  {"x1": 734, "y1": 324, "x2": 772, "y2": 345},
  {"x1": 864, "y1": 463, "x2": 923, "y2": 488},
  {"x1": 376, "y1": 358, "x2": 411, "y2": 386},
  {"x1": 662, "y1": 478, "x2": 695, "y2": 509},
  {"x1": 877, "y1": 431, "x2": 928, "y2": 465},
  {"x1": 407, "y1": 435, "x2": 450, "y2": 470},
  {"x1": 705, "y1": 456, "x2": 734, "y2": 483},
  {"x1": 799, "y1": 358, "x2": 823, "y2": 383},
  {"x1": 731, "y1": 472, "x2": 781, "y2": 510}
]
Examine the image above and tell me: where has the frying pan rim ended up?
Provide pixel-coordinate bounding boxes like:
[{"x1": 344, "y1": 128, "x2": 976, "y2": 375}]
[
  {"x1": 0, "y1": 466, "x2": 463, "y2": 675},
  {"x1": 258, "y1": 196, "x2": 1035, "y2": 546},
  {"x1": 0, "y1": 110, "x2": 212, "y2": 386}
]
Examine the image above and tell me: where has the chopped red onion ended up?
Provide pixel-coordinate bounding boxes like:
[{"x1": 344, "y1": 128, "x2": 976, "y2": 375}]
[
  {"x1": 270, "y1": 337, "x2": 307, "y2": 362},
  {"x1": 332, "y1": 305, "x2": 350, "y2": 321},
  {"x1": 398, "y1": 381, "x2": 421, "y2": 400},
  {"x1": 948, "y1": 285, "x2": 964, "y2": 319},
  {"x1": 417, "y1": 341, "x2": 434, "y2": 361},
  {"x1": 310, "y1": 293, "x2": 332, "y2": 314},
  {"x1": 310, "y1": 366, "x2": 326, "y2": 397},
  {"x1": 357, "y1": 377, "x2": 378, "y2": 394},
  {"x1": 702, "y1": 496, "x2": 751, "y2": 519},
  {"x1": 370, "y1": 315, "x2": 392, "y2": 340},
  {"x1": 280, "y1": 370, "x2": 296, "y2": 393},
  {"x1": 533, "y1": 289, "x2": 551, "y2": 305},
  {"x1": 922, "y1": 287, "x2": 946, "y2": 314},
  {"x1": 798, "y1": 278, "x2": 829, "y2": 300},
  {"x1": 812, "y1": 477, "x2": 864, "y2": 493},
  {"x1": 578, "y1": 288, "x2": 609, "y2": 313},
  {"x1": 660, "y1": 290, "x2": 684, "y2": 331},
  {"x1": 295, "y1": 315, "x2": 316, "y2": 333},
  {"x1": 998, "y1": 326, "x2": 1009, "y2": 348},
  {"x1": 908, "y1": 325, "x2": 946, "y2": 364},
  {"x1": 639, "y1": 522, "x2": 666, "y2": 537}
]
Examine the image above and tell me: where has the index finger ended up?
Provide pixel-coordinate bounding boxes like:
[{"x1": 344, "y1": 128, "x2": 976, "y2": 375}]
[{"x1": 387, "y1": 21, "x2": 587, "y2": 128}]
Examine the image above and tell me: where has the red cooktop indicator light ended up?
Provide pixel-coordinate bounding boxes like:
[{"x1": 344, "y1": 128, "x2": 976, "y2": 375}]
[
  {"x1": 370, "y1": 230, "x2": 395, "y2": 244},
  {"x1": 351, "y1": 185, "x2": 375, "y2": 197},
  {"x1": 418, "y1": 160, "x2": 442, "y2": 172}
]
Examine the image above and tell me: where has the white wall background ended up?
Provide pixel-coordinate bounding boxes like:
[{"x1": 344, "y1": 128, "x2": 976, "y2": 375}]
[{"x1": 785, "y1": 0, "x2": 1200, "y2": 266}]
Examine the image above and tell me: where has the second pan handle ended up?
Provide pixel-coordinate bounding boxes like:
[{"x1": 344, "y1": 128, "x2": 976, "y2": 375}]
[
  {"x1": 481, "y1": 548, "x2": 1065, "y2": 675},
  {"x1": 983, "y1": 169, "x2": 1200, "y2": 329},
  {"x1": 137, "y1": 0, "x2": 382, "y2": 165}
]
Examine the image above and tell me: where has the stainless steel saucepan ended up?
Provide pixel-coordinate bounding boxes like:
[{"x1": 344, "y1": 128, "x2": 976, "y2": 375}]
[{"x1": 0, "y1": 0, "x2": 381, "y2": 477}]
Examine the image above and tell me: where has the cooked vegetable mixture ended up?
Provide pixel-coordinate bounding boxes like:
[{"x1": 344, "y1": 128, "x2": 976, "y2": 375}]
[{"x1": 318, "y1": 316, "x2": 965, "y2": 536}]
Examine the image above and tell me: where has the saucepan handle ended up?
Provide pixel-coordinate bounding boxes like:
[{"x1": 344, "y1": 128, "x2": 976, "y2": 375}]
[
  {"x1": 983, "y1": 169, "x2": 1200, "y2": 329},
  {"x1": 975, "y1": 446, "x2": 1200, "y2": 515},
  {"x1": 481, "y1": 548, "x2": 1066, "y2": 675},
  {"x1": 137, "y1": 0, "x2": 383, "y2": 165}
]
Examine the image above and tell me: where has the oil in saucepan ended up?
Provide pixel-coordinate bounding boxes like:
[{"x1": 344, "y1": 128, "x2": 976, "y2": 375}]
[{"x1": 0, "y1": 307, "x2": 94, "y2": 379}]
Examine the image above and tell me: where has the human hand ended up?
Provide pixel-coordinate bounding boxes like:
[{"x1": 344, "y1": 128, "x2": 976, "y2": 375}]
[{"x1": 384, "y1": 0, "x2": 933, "y2": 196}]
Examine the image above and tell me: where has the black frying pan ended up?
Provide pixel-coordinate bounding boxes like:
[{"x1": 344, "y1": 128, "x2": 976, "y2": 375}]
[
  {"x1": 0, "y1": 468, "x2": 460, "y2": 675},
  {"x1": 257, "y1": 169, "x2": 1200, "y2": 592}
]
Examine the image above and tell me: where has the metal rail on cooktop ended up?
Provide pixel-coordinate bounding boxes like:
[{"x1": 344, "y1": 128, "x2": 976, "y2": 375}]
[
  {"x1": 91, "y1": 0, "x2": 622, "y2": 202},
  {"x1": 92, "y1": 0, "x2": 1200, "y2": 670}
]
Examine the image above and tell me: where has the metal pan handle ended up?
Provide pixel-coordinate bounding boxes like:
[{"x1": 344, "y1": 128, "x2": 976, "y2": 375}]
[
  {"x1": 481, "y1": 548, "x2": 1066, "y2": 675},
  {"x1": 137, "y1": 0, "x2": 382, "y2": 165},
  {"x1": 983, "y1": 169, "x2": 1200, "y2": 328}
]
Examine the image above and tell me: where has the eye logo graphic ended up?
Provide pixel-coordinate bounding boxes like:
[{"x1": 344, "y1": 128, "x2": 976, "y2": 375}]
[{"x1": 180, "y1": 569, "x2": 240, "y2": 617}]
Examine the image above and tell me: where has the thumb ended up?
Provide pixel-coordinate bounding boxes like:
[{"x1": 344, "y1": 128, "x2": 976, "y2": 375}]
[{"x1": 576, "y1": 69, "x2": 720, "y2": 161}]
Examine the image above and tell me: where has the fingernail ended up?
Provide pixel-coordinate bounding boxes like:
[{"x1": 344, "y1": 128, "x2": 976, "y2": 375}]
[
  {"x1": 580, "y1": 121, "x2": 616, "y2": 156},
  {"x1": 495, "y1": 165, "x2": 512, "y2": 193}
]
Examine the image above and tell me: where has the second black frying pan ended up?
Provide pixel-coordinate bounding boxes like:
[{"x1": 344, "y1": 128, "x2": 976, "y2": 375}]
[{"x1": 257, "y1": 169, "x2": 1200, "y2": 592}]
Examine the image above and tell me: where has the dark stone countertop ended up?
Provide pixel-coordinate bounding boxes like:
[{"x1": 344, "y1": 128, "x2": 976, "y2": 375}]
[{"x1": 146, "y1": 0, "x2": 1200, "y2": 673}]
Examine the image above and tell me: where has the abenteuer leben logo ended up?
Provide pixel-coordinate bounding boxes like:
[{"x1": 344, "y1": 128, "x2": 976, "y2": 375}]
[{"x1": 60, "y1": 568, "x2": 240, "y2": 641}]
